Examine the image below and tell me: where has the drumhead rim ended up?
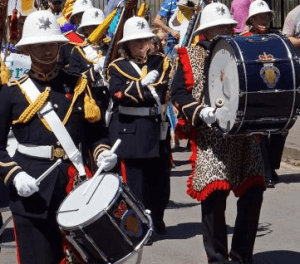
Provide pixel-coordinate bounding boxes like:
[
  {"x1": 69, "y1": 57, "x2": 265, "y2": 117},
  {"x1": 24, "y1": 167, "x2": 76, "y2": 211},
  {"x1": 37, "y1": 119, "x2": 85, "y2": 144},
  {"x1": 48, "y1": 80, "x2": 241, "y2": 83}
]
[{"x1": 56, "y1": 173, "x2": 122, "y2": 229}]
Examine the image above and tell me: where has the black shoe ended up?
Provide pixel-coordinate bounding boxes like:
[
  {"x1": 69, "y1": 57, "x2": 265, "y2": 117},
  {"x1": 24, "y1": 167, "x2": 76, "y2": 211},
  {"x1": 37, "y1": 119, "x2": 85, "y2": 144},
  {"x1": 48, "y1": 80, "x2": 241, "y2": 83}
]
[
  {"x1": 229, "y1": 251, "x2": 253, "y2": 264},
  {"x1": 153, "y1": 221, "x2": 166, "y2": 235},
  {"x1": 145, "y1": 236, "x2": 153, "y2": 246},
  {"x1": 272, "y1": 171, "x2": 279, "y2": 184},
  {"x1": 266, "y1": 179, "x2": 275, "y2": 188}
]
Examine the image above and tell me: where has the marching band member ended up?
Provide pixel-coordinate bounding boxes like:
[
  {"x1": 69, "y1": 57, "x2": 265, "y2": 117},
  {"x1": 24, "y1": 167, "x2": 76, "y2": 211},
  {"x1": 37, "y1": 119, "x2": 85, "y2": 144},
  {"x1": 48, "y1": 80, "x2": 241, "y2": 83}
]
[
  {"x1": 67, "y1": 7, "x2": 111, "y2": 131},
  {"x1": 67, "y1": 8, "x2": 107, "y2": 83},
  {"x1": 58, "y1": 0, "x2": 94, "y2": 71},
  {"x1": 108, "y1": 16, "x2": 172, "y2": 241},
  {"x1": 242, "y1": 0, "x2": 274, "y2": 36},
  {"x1": 0, "y1": 11, "x2": 117, "y2": 264},
  {"x1": 171, "y1": 3, "x2": 265, "y2": 264},
  {"x1": 241, "y1": 0, "x2": 285, "y2": 188}
]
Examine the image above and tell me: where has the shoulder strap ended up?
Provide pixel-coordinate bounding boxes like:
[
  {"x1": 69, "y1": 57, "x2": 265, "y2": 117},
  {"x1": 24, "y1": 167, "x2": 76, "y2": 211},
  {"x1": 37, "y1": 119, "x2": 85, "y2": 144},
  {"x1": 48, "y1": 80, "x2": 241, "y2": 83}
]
[
  {"x1": 129, "y1": 60, "x2": 166, "y2": 121},
  {"x1": 20, "y1": 78, "x2": 86, "y2": 176}
]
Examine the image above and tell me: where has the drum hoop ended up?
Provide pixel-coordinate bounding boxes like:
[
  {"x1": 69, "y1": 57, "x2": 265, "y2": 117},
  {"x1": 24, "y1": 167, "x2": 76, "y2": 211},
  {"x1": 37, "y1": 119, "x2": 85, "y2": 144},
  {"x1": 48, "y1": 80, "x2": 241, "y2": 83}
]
[
  {"x1": 207, "y1": 36, "x2": 247, "y2": 135},
  {"x1": 274, "y1": 33, "x2": 297, "y2": 132},
  {"x1": 57, "y1": 173, "x2": 122, "y2": 230},
  {"x1": 229, "y1": 36, "x2": 247, "y2": 135},
  {"x1": 114, "y1": 211, "x2": 153, "y2": 264}
]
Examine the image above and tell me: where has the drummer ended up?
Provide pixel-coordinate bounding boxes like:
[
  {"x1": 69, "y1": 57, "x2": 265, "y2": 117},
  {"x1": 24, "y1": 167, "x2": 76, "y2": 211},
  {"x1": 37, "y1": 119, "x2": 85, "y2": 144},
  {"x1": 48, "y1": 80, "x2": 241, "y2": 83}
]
[
  {"x1": 0, "y1": 11, "x2": 117, "y2": 264},
  {"x1": 241, "y1": 0, "x2": 287, "y2": 188},
  {"x1": 171, "y1": 2, "x2": 265, "y2": 264}
]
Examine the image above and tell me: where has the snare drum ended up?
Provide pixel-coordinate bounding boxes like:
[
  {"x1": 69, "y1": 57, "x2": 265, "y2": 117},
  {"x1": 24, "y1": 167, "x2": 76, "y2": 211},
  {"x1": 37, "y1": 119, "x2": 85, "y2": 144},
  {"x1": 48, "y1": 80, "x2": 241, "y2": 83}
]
[
  {"x1": 57, "y1": 173, "x2": 152, "y2": 264},
  {"x1": 207, "y1": 34, "x2": 300, "y2": 135}
]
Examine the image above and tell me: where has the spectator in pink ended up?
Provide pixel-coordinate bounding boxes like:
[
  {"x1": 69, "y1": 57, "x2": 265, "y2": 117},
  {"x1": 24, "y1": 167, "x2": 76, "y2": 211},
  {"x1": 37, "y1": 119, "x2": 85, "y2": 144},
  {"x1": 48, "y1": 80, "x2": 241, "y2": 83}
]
[{"x1": 231, "y1": 0, "x2": 256, "y2": 33}]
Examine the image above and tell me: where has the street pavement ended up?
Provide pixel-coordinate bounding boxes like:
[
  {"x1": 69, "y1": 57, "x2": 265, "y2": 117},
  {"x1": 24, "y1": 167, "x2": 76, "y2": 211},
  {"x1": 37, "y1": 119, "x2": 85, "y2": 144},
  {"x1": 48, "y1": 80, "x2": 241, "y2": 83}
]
[
  {"x1": 284, "y1": 117, "x2": 300, "y2": 163},
  {"x1": 1, "y1": 141, "x2": 300, "y2": 264}
]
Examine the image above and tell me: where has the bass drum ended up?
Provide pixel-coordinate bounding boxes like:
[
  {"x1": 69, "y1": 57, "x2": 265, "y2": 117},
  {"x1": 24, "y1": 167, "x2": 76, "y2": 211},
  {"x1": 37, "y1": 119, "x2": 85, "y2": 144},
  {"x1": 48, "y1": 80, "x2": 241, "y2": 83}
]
[
  {"x1": 207, "y1": 34, "x2": 300, "y2": 135},
  {"x1": 57, "y1": 173, "x2": 152, "y2": 264}
]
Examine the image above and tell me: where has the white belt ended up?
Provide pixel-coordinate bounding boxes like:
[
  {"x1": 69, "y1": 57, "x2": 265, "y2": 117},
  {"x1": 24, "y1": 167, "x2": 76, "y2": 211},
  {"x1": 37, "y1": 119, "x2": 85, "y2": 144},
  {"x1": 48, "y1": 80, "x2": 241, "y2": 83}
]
[
  {"x1": 119, "y1": 105, "x2": 161, "y2": 116},
  {"x1": 17, "y1": 144, "x2": 68, "y2": 160}
]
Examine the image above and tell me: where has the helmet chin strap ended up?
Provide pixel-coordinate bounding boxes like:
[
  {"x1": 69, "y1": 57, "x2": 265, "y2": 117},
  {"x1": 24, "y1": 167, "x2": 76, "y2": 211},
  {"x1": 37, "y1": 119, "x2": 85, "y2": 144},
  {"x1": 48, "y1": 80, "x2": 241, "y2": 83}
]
[
  {"x1": 256, "y1": 25, "x2": 268, "y2": 34},
  {"x1": 30, "y1": 52, "x2": 59, "y2": 65}
]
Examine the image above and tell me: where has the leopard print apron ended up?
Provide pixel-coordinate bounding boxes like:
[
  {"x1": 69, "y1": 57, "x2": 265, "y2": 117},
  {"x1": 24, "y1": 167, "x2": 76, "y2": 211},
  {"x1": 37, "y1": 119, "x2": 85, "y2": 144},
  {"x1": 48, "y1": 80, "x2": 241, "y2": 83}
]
[{"x1": 186, "y1": 45, "x2": 265, "y2": 201}]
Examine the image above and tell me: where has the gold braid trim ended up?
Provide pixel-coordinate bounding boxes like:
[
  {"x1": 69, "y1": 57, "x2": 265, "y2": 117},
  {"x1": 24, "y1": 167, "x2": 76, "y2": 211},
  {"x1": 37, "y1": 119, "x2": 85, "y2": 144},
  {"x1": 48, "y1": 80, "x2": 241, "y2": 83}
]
[
  {"x1": 12, "y1": 82, "x2": 51, "y2": 125},
  {"x1": 110, "y1": 63, "x2": 141, "y2": 81},
  {"x1": 4, "y1": 166, "x2": 21, "y2": 185},
  {"x1": 93, "y1": 144, "x2": 111, "y2": 161},
  {"x1": 84, "y1": 84, "x2": 101, "y2": 122},
  {"x1": 63, "y1": 77, "x2": 87, "y2": 124},
  {"x1": 74, "y1": 45, "x2": 103, "y2": 65},
  {"x1": 152, "y1": 57, "x2": 170, "y2": 87},
  {"x1": 0, "y1": 161, "x2": 17, "y2": 167}
]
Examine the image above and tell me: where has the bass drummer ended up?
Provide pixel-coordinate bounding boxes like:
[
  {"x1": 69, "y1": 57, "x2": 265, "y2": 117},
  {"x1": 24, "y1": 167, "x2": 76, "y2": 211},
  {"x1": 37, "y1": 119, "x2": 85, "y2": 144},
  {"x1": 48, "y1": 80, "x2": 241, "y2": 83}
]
[
  {"x1": 241, "y1": 0, "x2": 287, "y2": 188},
  {"x1": 171, "y1": 2, "x2": 265, "y2": 264},
  {"x1": 0, "y1": 11, "x2": 117, "y2": 264}
]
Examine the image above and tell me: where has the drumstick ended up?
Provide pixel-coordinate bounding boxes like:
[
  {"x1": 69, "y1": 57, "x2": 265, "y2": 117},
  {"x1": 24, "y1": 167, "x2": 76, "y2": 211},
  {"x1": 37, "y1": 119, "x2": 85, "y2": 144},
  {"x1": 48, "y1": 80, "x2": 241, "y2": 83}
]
[
  {"x1": 82, "y1": 139, "x2": 121, "y2": 195},
  {"x1": 36, "y1": 159, "x2": 62, "y2": 185},
  {"x1": 212, "y1": 97, "x2": 224, "y2": 114}
]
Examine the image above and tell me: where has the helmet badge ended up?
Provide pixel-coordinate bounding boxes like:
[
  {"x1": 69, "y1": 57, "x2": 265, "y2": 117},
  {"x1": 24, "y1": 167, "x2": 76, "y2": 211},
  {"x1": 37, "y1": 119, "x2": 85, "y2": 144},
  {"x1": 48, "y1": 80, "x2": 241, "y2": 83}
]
[
  {"x1": 37, "y1": 17, "x2": 52, "y2": 30},
  {"x1": 137, "y1": 21, "x2": 145, "y2": 29},
  {"x1": 93, "y1": 11, "x2": 100, "y2": 18},
  {"x1": 216, "y1": 6, "x2": 226, "y2": 16}
]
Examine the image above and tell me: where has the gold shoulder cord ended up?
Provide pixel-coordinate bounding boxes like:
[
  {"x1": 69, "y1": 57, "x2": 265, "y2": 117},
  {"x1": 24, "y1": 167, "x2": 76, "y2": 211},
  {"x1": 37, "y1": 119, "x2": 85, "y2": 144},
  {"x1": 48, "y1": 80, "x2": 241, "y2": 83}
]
[
  {"x1": 13, "y1": 80, "x2": 52, "y2": 130},
  {"x1": 75, "y1": 45, "x2": 103, "y2": 65},
  {"x1": 12, "y1": 77, "x2": 91, "y2": 131}
]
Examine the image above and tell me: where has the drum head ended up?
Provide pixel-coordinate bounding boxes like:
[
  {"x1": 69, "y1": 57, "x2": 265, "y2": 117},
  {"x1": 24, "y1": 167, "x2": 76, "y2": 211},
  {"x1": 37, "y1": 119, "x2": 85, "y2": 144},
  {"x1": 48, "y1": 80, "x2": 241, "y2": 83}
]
[
  {"x1": 208, "y1": 38, "x2": 240, "y2": 133},
  {"x1": 57, "y1": 173, "x2": 121, "y2": 229}
]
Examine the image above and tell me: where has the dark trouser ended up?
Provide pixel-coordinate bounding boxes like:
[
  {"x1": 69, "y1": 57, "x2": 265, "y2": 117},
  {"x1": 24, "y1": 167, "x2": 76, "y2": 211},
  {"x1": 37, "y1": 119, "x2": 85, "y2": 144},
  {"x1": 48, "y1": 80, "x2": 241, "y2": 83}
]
[
  {"x1": 0, "y1": 213, "x2": 2, "y2": 252},
  {"x1": 13, "y1": 212, "x2": 64, "y2": 264},
  {"x1": 261, "y1": 133, "x2": 288, "y2": 181},
  {"x1": 201, "y1": 185, "x2": 264, "y2": 264},
  {"x1": 122, "y1": 156, "x2": 171, "y2": 224}
]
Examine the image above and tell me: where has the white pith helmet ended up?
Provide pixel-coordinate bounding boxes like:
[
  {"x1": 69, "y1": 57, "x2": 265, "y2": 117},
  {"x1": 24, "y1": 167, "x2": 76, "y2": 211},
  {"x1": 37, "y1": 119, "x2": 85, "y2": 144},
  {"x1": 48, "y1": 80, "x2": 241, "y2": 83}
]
[
  {"x1": 118, "y1": 16, "x2": 155, "y2": 44},
  {"x1": 194, "y1": 2, "x2": 237, "y2": 34},
  {"x1": 246, "y1": 0, "x2": 274, "y2": 25},
  {"x1": 69, "y1": 0, "x2": 94, "y2": 22},
  {"x1": 15, "y1": 10, "x2": 68, "y2": 48},
  {"x1": 78, "y1": 8, "x2": 105, "y2": 33}
]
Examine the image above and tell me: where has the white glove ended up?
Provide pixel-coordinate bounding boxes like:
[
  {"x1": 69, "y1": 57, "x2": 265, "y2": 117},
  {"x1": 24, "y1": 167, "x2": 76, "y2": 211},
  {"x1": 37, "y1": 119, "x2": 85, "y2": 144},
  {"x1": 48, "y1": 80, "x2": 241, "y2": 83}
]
[
  {"x1": 94, "y1": 57, "x2": 106, "y2": 72},
  {"x1": 13, "y1": 172, "x2": 39, "y2": 197},
  {"x1": 200, "y1": 107, "x2": 217, "y2": 125},
  {"x1": 96, "y1": 150, "x2": 118, "y2": 172},
  {"x1": 141, "y1": 70, "x2": 159, "y2": 86}
]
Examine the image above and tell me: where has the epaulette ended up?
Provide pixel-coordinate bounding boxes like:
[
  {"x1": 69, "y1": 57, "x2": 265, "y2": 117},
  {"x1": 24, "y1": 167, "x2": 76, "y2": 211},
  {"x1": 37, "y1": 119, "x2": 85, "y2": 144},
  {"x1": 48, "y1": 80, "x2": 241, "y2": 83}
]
[{"x1": 7, "y1": 74, "x2": 29, "y2": 87}]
